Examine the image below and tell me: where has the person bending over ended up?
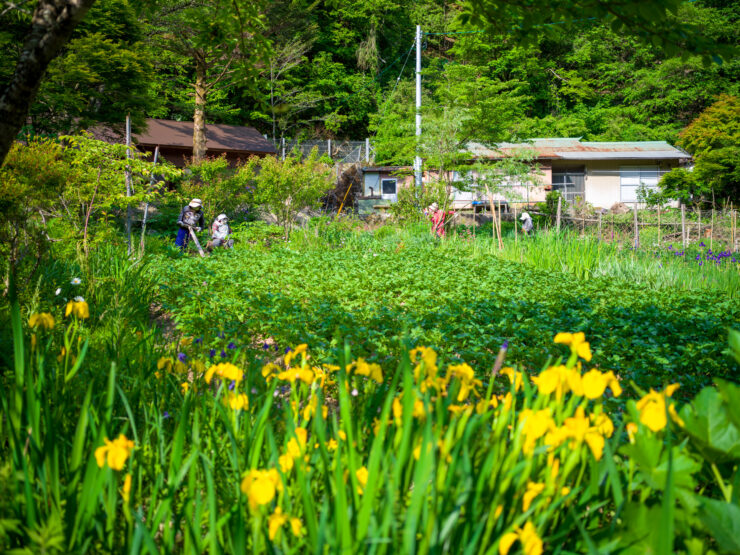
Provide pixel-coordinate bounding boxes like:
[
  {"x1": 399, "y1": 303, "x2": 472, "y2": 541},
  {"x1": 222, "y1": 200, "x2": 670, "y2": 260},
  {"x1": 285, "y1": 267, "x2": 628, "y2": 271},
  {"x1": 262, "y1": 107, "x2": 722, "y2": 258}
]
[
  {"x1": 175, "y1": 198, "x2": 205, "y2": 250},
  {"x1": 209, "y1": 213, "x2": 234, "y2": 250}
]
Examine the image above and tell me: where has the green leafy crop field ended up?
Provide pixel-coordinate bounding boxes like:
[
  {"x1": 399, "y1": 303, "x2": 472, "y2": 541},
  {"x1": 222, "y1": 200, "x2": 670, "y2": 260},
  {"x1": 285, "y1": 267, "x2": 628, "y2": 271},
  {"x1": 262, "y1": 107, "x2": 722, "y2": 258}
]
[{"x1": 158, "y1": 227, "x2": 739, "y2": 395}]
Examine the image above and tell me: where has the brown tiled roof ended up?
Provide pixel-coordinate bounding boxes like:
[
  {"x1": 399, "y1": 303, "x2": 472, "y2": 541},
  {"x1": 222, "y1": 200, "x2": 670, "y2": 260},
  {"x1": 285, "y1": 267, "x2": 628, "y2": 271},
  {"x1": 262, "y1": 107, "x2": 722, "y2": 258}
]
[{"x1": 134, "y1": 119, "x2": 276, "y2": 154}]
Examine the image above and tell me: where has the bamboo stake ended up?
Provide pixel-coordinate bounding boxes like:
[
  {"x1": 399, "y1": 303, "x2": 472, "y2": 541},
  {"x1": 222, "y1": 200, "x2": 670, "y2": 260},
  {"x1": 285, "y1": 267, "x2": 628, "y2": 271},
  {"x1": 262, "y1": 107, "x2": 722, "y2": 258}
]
[
  {"x1": 681, "y1": 204, "x2": 687, "y2": 247},
  {"x1": 633, "y1": 203, "x2": 639, "y2": 248},
  {"x1": 139, "y1": 145, "x2": 159, "y2": 256},
  {"x1": 125, "y1": 114, "x2": 133, "y2": 256},
  {"x1": 710, "y1": 208, "x2": 714, "y2": 250},
  {"x1": 556, "y1": 196, "x2": 561, "y2": 233},
  {"x1": 513, "y1": 201, "x2": 518, "y2": 244},
  {"x1": 598, "y1": 211, "x2": 602, "y2": 241},
  {"x1": 657, "y1": 205, "x2": 661, "y2": 245}
]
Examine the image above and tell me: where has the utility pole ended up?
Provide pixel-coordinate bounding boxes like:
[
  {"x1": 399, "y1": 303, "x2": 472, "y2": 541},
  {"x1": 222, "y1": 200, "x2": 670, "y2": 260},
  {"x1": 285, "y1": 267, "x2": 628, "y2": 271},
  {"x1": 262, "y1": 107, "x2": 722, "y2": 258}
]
[{"x1": 414, "y1": 24, "x2": 422, "y2": 191}]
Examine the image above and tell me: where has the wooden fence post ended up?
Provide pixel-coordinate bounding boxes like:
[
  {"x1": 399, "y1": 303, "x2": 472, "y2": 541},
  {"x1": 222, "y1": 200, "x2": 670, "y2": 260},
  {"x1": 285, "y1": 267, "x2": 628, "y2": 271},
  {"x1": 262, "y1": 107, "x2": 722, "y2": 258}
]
[
  {"x1": 697, "y1": 207, "x2": 701, "y2": 243},
  {"x1": 556, "y1": 196, "x2": 561, "y2": 233},
  {"x1": 581, "y1": 209, "x2": 585, "y2": 236},
  {"x1": 681, "y1": 204, "x2": 687, "y2": 247},
  {"x1": 633, "y1": 203, "x2": 639, "y2": 248},
  {"x1": 611, "y1": 213, "x2": 614, "y2": 242}
]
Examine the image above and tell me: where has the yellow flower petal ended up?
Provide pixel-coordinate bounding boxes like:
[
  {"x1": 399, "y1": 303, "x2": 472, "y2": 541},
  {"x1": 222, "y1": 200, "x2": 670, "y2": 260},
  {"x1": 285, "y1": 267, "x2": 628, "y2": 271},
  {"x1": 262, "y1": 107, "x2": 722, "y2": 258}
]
[
  {"x1": 553, "y1": 332, "x2": 573, "y2": 345},
  {"x1": 499, "y1": 532, "x2": 519, "y2": 555}
]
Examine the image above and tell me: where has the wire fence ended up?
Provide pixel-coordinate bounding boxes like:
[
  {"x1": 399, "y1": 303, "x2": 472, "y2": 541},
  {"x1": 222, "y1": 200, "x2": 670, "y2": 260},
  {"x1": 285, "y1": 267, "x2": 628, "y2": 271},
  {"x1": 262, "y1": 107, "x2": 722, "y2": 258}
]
[
  {"x1": 275, "y1": 139, "x2": 374, "y2": 164},
  {"x1": 477, "y1": 199, "x2": 740, "y2": 251}
]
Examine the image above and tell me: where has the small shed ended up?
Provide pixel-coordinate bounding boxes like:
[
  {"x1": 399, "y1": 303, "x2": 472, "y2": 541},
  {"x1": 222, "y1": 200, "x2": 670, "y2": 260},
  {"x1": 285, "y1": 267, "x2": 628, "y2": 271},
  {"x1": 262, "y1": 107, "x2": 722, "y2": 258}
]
[{"x1": 134, "y1": 119, "x2": 276, "y2": 167}]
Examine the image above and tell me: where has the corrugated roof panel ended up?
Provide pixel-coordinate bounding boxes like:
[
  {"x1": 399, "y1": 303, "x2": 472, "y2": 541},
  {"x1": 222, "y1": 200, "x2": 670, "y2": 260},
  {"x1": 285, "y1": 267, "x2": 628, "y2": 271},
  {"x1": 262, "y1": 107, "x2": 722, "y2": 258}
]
[{"x1": 465, "y1": 138, "x2": 690, "y2": 160}]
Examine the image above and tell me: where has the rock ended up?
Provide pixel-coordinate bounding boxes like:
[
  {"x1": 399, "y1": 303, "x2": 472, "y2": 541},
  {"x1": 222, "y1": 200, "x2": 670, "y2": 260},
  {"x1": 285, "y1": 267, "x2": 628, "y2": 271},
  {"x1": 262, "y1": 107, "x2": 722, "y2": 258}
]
[{"x1": 610, "y1": 202, "x2": 630, "y2": 214}]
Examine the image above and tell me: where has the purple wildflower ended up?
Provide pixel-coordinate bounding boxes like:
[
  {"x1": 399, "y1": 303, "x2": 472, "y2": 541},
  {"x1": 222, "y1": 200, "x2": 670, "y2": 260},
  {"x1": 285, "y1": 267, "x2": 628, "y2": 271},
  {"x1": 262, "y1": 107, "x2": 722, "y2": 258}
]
[
  {"x1": 163, "y1": 411, "x2": 170, "y2": 419},
  {"x1": 195, "y1": 337, "x2": 203, "y2": 345},
  {"x1": 229, "y1": 381, "x2": 236, "y2": 390},
  {"x1": 220, "y1": 350, "x2": 227, "y2": 358},
  {"x1": 227, "y1": 341, "x2": 236, "y2": 350},
  {"x1": 501, "y1": 339, "x2": 509, "y2": 350},
  {"x1": 178, "y1": 352, "x2": 187, "y2": 362},
  {"x1": 262, "y1": 343, "x2": 270, "y2": 350},
  {"x1": 285, "y1": 347, "x2": 292, "y2": 354},
  {"x1": 209, "y1": 349, "x2": 216, "y2": 358},
  {"x1": 700, "y1": 242, "x2": 705, "y2": 247}
]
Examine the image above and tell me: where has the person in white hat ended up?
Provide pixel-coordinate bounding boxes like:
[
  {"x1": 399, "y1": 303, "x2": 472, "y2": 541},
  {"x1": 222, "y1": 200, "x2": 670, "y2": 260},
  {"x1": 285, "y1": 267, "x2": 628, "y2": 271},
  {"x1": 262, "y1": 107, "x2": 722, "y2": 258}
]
[
  {"x1": 209, "y1": 213, "x2": 233, "y2": 249},
  {"x1": 520, "y1": 211, "x2": 533, "y2": 235},
  {"x1": 175, "y1": 198, "x2": 205, "y2": 249}
]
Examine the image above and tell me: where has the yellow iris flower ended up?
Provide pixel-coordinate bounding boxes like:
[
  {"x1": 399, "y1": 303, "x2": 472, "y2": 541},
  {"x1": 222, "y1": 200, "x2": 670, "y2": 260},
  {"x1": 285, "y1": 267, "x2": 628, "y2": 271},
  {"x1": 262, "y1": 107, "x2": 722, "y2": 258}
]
[
  {"x1": 522, "y1": 481, "x2": 545, "y2": 511},
  {"x1": 28, "y1": 312, "x2": 55, "y2": 330},
  {"x1": 65, "y1": 298, "x2": 90, "y2": 319},
  {"x1": 499, "y1": 521, "x2": 543, "y2": 555},
  {"x1": 356, "y1": 466, "x2": 369, "y2": 494},
  {"x1": 635, "y1": 384, "x2": 680, "y2": 432},
  {"x1": 205, "y1": 362, "x2": 244, "y2": 384},
  {"x1": 223, "y1": 392, "x2": 249, "y2": 410},
  {"x1": 95, "y1": 434, "x2": 134, "y2": 470},
  {"x1": 581, "y1": 369, "x2": 622, "y2": 399},
  {"x1": 240, "y1": 468, "x2": 282, "y2": 509},
  {"x1": 519, "y1": 408, "x2": 555, "y2": 455},
  {"x1": 554, "y1": 331, "x2": 592, "y2": 362},
  {"x1": 532, "y1": 365, "x2": 583, "y2": 400}
]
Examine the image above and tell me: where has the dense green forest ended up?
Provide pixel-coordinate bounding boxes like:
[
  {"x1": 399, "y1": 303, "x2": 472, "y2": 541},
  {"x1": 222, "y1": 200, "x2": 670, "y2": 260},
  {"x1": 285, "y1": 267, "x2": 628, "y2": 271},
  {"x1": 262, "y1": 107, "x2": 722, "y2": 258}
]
[{"x1": 1, "y1": 0, "x2": 737, "y2": 146}]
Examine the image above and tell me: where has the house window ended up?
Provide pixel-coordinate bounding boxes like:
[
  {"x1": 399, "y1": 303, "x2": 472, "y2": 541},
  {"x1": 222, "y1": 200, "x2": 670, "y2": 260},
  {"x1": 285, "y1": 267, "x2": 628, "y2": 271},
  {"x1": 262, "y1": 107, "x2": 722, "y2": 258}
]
[
  {"x1": 552, "y1": 169, "x2": 585, "y2": 202},
  {"x1": 620, "y1": 166, "x2": 659, "y2": 203},
  {"x1": 381, "y1": 179, "x2": 397, "y2": 195}
]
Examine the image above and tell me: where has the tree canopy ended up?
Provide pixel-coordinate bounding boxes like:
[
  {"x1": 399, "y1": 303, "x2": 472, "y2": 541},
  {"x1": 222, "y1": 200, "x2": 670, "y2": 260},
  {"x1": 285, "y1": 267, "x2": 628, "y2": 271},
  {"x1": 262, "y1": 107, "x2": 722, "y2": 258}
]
[{"x1": 0, "y1": 0, "x2": 738, "y2": 168}]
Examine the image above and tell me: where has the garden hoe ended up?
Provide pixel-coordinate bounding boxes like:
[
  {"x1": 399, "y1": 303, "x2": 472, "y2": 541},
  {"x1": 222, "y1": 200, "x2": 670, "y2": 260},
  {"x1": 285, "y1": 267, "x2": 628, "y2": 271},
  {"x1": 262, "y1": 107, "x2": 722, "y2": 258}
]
[{"x1": 188, "y1": 226, "x2": 207, "y2": 258}]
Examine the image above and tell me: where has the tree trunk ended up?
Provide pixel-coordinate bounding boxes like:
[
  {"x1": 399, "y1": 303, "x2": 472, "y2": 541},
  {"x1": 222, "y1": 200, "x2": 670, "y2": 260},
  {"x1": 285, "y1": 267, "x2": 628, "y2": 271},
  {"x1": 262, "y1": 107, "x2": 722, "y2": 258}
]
[
  {"x1": 0, "y1": 0, "x2": 96, "y2": 166},
  {"x1": 192, "y1": 49, "x2": 208, "y2": 163}
]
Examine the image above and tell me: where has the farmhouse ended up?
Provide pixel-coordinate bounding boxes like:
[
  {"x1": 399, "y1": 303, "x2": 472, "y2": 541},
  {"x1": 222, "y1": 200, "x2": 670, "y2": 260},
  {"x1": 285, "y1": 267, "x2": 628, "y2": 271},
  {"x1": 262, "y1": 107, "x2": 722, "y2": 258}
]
[
  {"x1": 361, "y1": 138, "x2": 691, "y2": 211},
  {"x1": 132, "y1": 119, "x2": 276, "y2": 167}
]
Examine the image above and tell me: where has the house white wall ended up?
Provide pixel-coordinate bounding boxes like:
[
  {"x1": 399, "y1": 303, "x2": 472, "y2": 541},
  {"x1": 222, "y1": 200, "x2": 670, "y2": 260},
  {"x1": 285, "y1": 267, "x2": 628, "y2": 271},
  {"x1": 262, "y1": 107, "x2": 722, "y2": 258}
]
[
  {"x1": 583, "y1": 159, "x2": 680, "y2": 208},
  {"x1": 584, "y1": 161, "x2": 621, "y2": 209}
]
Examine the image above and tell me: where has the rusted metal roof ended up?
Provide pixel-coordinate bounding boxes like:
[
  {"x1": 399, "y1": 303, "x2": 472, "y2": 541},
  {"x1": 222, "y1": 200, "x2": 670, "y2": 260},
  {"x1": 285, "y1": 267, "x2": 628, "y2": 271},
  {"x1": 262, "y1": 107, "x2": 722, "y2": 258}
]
[
  {"x1": 361, "y1": 166, "x2": 413, "y2": 172},
  {"x1": 468, "y1": 138, "x2": 690, "y2": 160},
  {"x1": 135, "y1": 119, "x2": 276, "y2": 154}
]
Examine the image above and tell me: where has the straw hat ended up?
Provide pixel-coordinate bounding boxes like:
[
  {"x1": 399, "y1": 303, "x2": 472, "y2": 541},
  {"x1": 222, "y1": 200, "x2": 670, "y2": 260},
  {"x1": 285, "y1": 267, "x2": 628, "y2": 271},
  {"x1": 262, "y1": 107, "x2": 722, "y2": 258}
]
[
  {"x1": 520, "y1": 212, "x2": 531, "y2": 220},
  {"x1": 429, "y1": 202, "x2": 439, "y2": 211},
  {"x1": 217, "y1": 213, "x2": 228, "y2": 222},
  {"x1": 189, "y1": 198, "x2": 202, "y2": 208}
]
